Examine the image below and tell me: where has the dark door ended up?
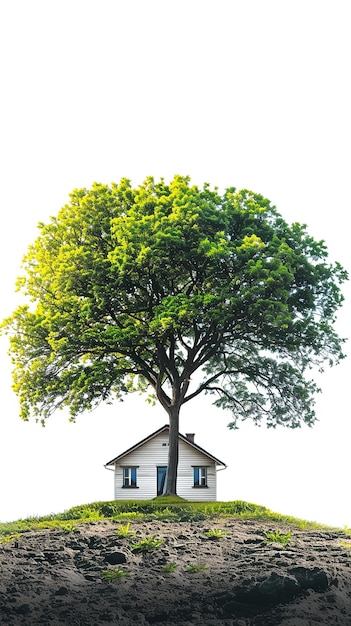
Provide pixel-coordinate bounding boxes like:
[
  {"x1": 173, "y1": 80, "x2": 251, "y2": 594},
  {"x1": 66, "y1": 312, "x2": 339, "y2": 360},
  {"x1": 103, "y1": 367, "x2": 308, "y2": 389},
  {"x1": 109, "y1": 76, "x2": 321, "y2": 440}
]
[{"x1": 157, "y1": 466, "x2": 167, "y2": 496}]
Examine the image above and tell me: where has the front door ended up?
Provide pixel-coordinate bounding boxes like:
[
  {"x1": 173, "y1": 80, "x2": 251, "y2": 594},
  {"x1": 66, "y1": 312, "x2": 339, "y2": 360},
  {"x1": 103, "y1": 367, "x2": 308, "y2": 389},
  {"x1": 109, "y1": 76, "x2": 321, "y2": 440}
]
[{"x1": 157, "y1": 466, "x2": 167, "y2": 496}]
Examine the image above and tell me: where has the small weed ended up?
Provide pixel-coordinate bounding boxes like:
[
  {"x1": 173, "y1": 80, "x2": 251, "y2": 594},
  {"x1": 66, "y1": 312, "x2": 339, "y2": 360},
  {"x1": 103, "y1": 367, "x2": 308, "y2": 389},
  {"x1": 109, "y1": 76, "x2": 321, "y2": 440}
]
[
  {"x1": 0, "y1": 533, "x2": 21, "y2": 545},
  {"x1": 60, "y1": 522, "x2": 78, "y2": 533},
  {"x1": 203, "y1": 528, "x2": 227, "y2": 539},
  {"x1": 162, "y1": 562, "x2": 178, "y2": 573},
  {"x1": 340, "y1": 541, "x2": 351, "y2": 550},
  {"x1": 131, "y1": 536, "x2": 163, "y2": 552},
  {"x1": 264, "y1": 530, "x2": 291, "y2": 546},
  {"x1": 115, "y1": 522, "x2": 135, "y2": 537},
  {"x1": 186, "y1": 563, "x2": 208, "y2": 573},
  {"x1": 102, "y1": 567, "x2": 129, "y2": 580}
]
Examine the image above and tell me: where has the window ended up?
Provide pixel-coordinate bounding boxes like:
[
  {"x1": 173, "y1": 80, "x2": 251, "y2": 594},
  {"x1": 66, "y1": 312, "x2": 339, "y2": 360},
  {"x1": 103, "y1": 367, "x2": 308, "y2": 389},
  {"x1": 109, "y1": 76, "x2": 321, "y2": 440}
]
[
  {"x1": 193, "y1": 467, "x2": 207, "y2": 487},
  {"x1": 123, "y1": 467, "x2": 138, "y2": 488}
]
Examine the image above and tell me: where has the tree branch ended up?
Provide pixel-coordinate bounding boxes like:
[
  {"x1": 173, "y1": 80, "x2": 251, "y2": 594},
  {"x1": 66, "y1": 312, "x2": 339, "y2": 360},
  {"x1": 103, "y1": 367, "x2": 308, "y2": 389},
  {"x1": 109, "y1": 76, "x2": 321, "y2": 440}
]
[{"x1": 182, "y1": 369, "x2": 228, "y2": 404}]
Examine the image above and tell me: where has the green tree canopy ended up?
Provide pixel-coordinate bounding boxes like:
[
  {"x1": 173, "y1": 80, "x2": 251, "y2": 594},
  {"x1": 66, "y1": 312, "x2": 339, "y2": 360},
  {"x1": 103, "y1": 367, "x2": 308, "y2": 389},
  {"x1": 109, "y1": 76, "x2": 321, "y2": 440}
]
[{"x1": 2, "y1": 175, "x2": 347, "y2": 494}]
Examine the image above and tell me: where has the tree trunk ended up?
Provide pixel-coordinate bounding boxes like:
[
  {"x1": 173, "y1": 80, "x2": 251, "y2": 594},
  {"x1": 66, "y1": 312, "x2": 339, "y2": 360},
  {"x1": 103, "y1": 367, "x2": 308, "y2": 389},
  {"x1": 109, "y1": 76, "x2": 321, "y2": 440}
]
[{"x1": 163, "y1": 406, "x2": 180, "y2": 496}]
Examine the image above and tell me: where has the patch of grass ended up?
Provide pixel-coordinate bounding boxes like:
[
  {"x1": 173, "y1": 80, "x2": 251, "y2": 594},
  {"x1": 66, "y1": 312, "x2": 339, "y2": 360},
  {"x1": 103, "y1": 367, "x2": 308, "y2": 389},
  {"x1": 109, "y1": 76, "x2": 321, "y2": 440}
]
[
  {"x1": 152, "y1": 495, "x2": 186, "y2": 503},
  {"x1": 115, "y1": 522, "x2": 135, "y2": 537},
  {"x1": 264, "y1": 530, "x2": 291, "y2": 546},
  {"x1": 112, "y1": 512, "x2": 145, "y2": 522},
  {"x1": 56, "y1": 505, "x2": 105, "y2": 522},
  {"x1": 186, "y1": 563, "x2": 208, "y2": 573},
  {"x1": 203, "y1": 528, "x2": 227, "y2": 539},
  {"x1": 130, "y1": 536, "x2": 163, "y2": 552},
  {"x1": 102, "y1": 567, "x2": 129, "y2": 580},
  {"x1": 149, "y1": 507, "x2": 178, "y2": 520},
  {"x1": 162, "y1": 562, "x2": 178, "y2": 573},
  {"x1": 0, "y1": 533, "x2": 21, "y2": 545},
  {"x1": 340, "y1": 540, "x2": 351, "y2": 550},
  {"x1": 60, "y1": 522, "x2": 79, "y2": 533}
]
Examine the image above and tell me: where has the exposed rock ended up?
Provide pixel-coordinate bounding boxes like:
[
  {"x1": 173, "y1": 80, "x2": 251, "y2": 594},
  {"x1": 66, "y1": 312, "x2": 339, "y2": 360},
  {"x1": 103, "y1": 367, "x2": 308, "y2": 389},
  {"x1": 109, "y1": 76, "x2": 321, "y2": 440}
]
[
  {"x1": 103, "y1": 550, "x2": 127, "y2": 565},
  {"x1": 288, "y1": 566, "x2": 328, "y2": 591},
  {"x1": 55, "y1": 586, "x2": 69, "y2": 596},
  {"x1": 257, "y1": 572, "x2": 301, "y2": 603}
]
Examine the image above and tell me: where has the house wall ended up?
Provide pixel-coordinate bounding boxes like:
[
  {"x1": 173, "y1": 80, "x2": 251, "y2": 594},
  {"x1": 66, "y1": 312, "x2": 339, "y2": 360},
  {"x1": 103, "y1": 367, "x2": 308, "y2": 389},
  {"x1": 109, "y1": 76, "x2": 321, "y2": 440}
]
[{"x1": 113, "y1": 431, "x2": 217, "y2": 501}]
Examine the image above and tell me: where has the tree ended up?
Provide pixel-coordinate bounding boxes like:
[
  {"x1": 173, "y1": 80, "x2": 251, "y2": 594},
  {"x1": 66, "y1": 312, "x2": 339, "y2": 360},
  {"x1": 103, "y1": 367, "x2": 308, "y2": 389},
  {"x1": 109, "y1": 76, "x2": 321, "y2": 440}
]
[{"x1": 1, "y1": 175, "x2": 347, "y2": 495}]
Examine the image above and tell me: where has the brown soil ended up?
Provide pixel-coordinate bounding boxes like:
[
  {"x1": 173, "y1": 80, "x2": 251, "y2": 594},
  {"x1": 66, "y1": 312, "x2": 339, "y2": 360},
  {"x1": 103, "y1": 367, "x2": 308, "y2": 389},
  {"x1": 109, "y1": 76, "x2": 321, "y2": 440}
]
[{"x1": 1, "y1": 518, "x2": 351, "y2": 625}]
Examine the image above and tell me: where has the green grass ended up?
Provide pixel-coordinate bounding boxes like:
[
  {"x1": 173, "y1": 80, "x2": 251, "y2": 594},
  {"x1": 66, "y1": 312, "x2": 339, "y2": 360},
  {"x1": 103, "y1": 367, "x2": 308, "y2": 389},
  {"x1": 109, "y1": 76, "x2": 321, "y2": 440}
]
[
  {"x1": 130, "y1": 536, "x2": 163, "y2": 552},
  {"x1": 0, "y1": 499, "x2": 344, "y2": 540},
  {"x1": 264, "y1": 530, "x2": 291, "y2": 546},
  {"x1": 60, "y1": 522, "x2": 79, "y2": 533},
  {"x1": 0, "y1": 533, "x2": 21, "y2": 545},
  {"x1": 186, "y1": 563, "x2": 208, "y2": 573},
  {"x1": 102, "y1": 567, "x2": 129, "y2": 580},
  {"x1": 203, "y1": 528, "x2": 227, "y2": 539},
  {"x1": 162, "y1": 562, "x2": 178, "y2": 573},
  {"x1": 115, "y1": 522, "x2": 135, "y2": 537}
]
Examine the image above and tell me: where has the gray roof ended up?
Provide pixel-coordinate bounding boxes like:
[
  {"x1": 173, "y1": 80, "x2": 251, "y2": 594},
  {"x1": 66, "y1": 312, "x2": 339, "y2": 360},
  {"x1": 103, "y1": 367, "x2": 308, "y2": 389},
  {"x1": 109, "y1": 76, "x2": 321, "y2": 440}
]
[{"x1": 105, "y1": 424, "x2": 226, "y2": 467}]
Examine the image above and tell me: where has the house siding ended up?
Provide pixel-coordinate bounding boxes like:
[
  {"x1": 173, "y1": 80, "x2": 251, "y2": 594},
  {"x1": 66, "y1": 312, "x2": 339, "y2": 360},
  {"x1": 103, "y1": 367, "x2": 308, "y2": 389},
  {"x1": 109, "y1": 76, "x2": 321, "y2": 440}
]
[{"x1": 113, "y1": 431, "x2": 217, "y2": 501}]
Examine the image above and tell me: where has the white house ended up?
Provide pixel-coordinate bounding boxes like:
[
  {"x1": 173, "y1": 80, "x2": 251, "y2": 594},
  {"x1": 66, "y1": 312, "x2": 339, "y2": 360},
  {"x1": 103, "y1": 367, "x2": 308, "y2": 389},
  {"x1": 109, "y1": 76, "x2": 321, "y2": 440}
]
[{"x1": 104, "y1": 424, "x2": 227, "y2": 501}]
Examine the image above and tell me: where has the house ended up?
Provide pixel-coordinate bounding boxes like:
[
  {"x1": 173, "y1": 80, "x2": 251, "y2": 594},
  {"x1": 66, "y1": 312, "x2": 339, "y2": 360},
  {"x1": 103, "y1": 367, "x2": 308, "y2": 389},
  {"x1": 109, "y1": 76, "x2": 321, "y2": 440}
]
[{"x1": 104, "y1": 424, "x2": 227, "y2": 501}]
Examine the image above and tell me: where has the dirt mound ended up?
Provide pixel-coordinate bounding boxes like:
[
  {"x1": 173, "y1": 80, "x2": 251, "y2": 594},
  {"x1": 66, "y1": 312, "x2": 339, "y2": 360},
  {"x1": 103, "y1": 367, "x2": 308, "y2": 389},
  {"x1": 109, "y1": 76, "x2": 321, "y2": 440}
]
[{"x1": 1, "y1": 518, "x2": 350, "y2": 625}]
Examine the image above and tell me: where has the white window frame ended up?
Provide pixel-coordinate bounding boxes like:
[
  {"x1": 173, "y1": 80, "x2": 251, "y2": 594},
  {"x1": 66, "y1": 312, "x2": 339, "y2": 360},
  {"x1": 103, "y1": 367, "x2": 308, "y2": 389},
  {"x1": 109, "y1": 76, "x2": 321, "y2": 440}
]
[
  {"x1": 122, "y1": 466, "x2": 138, "y2": 488},
  {"x1": 193, "y1": 466, "x2": 208, "y2": 488}
]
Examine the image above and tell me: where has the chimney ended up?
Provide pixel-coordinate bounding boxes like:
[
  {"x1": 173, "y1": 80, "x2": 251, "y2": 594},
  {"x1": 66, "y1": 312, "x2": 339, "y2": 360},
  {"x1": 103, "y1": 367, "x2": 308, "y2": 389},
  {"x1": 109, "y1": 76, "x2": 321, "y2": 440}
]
[{"x1": 186, "y1": 433, "x2": 195, "y2": 443}]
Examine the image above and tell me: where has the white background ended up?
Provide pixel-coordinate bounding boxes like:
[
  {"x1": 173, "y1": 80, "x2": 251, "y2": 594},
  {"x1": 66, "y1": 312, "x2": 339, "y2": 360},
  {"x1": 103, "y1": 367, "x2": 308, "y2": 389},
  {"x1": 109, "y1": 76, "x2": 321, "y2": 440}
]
[{"x1": 0, "y1": 1, "x2": 349, "y2": 526}]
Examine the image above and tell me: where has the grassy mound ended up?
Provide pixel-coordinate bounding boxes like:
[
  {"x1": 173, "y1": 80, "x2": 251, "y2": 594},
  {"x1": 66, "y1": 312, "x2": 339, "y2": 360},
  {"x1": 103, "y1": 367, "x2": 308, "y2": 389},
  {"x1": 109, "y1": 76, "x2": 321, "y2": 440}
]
[{"x1": 0, "y1": 499, "x2": 344, "y2": 541}]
